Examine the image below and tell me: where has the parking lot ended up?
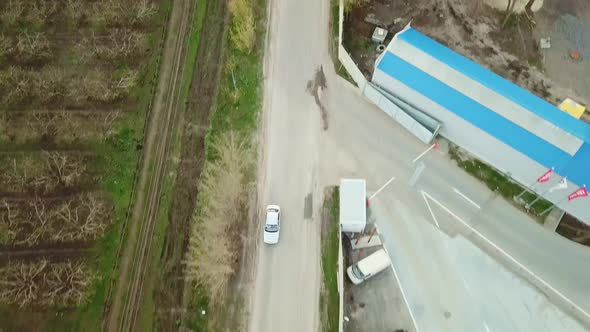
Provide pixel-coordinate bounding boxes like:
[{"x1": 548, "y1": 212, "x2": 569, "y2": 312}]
[{"x1": 343, "y1": 234, "x2": 415, "y2": 332}]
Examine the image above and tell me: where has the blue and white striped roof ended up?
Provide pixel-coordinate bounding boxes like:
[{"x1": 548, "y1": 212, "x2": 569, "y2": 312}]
[{"x1": 375, "y1": 27, "x2": 590, "y2": 187}]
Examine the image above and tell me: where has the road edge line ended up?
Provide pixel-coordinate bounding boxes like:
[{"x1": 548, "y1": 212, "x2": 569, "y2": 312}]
[
  {"x1": 452, "y1": 187, "x2": 481, "y2": 209},
  {"x1": 421, "y1": 190, "x2": 590, "y2": 325},
  {"x1": 376, "y1": 223, "x2": 420, "y2": 332},
  {"x1": 421, "y1": 191, "x2": 440, "y2": 228}
]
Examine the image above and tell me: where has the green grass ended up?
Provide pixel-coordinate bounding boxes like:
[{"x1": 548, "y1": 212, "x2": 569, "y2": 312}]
[
  {"x1": 320, "y1": 188, "x2": 340, "y2": 332},
  {"x1": 449, "y1": 145, "x2": 552, "y2": 218},
  {"x1": 329, "y1": 0, "x2": 355, "y2": 85},
  {"x1": 187, "y1": 285, "x2": 210, "y2": 331},
  {"x1": 206, "y1": 0, "x2": 266, "y2": 158},
  {"x1": 527, "y1": 56, "x2": 543, "y2": 70}
]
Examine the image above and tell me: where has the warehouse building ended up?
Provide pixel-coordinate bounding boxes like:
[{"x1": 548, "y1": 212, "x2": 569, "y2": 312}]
[{"x1": 372, "y1": 25, "x2": 590, "y2": 225}]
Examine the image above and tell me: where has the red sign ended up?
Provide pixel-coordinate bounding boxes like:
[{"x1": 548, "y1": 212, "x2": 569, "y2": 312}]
[
  {"x1": 537, "y1": 168, "x2": 553, "y2": 183},
  {"x1": 568, "y1": 186, "x2": 588, "y2": 201}
]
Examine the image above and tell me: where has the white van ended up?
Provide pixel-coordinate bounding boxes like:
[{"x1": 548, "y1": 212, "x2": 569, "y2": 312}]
[{"x1": 347, "y1": 248, "x2": 391, "y2": 285}]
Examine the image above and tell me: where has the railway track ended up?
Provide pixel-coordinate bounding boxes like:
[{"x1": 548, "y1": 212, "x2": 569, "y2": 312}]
[{"x1": 103, "y1": 0, "x2": 195, "y2": 330}]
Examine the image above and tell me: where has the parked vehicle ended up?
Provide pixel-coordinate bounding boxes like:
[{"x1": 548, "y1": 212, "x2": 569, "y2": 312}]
[
  {"x1": 347, "y1": 248, "x2": 391, "y2": 285},
  {"x1": 264, "y1": 205, "x2": 281, "y2": 244},
  {"x1": 339, "y1": 179, "x2": 367, "y2": 233}
]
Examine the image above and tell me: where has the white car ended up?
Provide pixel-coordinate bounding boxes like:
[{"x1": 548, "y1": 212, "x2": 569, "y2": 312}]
[{"x1": 264, "y1": 205, "x2": 281, "y2": 244}]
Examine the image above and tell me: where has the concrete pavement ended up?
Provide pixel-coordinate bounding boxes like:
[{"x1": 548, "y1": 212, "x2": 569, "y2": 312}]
[
  {"x1": 320, "y1": 75, "x2": 590, "y2": 331},
  {"x1": 249, "y1": 0, "x2": 328, "y2": 331},
  {"x1": 250, "y1": 0, "x2": 590, "y2": 330}
]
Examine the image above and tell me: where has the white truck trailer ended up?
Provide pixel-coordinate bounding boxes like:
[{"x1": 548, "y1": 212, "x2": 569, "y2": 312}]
[{"x1": 339, "y1": 179, "x2": 367, "y2": 233}]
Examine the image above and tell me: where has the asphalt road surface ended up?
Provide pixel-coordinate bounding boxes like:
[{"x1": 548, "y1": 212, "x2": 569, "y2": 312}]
[
  {"x1": 250, "y1": 0, "x2": 590, "y2": 330},
  {"x1": 249, "y1": 0, "x2": 328, "y2": 331}
]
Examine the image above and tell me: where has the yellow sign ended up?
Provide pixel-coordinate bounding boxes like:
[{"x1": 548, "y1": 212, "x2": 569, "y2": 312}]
[{"x1": 558, "y1": 98, "x2": 586, "y2": 119}]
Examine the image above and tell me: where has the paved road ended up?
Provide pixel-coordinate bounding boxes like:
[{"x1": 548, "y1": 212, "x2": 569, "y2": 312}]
[
  {"x1": 251, "y1": 0, "x2": 590, "y2": 330},
  {"x1": 249, "y1": 0, "x2": 329, "y2": 331}
]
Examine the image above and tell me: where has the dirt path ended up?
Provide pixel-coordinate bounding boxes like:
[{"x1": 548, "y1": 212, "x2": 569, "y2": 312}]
[
  {"x1": 154, "y1": 0, "x2": 229, "y2": 330},
  {"x1": 102, "y1": 0, "x2": 195, "y2": 331}
]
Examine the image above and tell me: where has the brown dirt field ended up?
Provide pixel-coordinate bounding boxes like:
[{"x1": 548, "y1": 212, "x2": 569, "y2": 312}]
[
  {"x1": 0, "y1": 0, "x2": 168, "y2": 330},
  {"x1": 0, "y1": 247, "x2": 92, "y2": 266},
  {"x1": 344, "y1": 0, "x2": 582, "y2": 105},
  {"x1": 557, "y1": 214, "x2": 590, "y2": 246},
  {"x1": 153, "y1": 0, "x2": 229, "y2": 330}
]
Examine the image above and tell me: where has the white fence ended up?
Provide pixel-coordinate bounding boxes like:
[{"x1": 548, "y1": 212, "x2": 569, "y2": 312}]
[
  {"x1": 338, "y1": 45, "x2": 368, "y2": 91},
  {"x1": 337, "y1": 224, "x2": 344, "y2": 332},
  {"x1": 336, "y1": 9, "x2": 437, "y2": 144}
]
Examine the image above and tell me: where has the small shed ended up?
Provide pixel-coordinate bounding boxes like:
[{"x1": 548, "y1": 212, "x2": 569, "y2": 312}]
[
  {"x1": 372, "y1": 27, "x2": 387, "y2": 44},
  {"x1": 339, "y1": 179, "x2": 367, "y2": 233}
]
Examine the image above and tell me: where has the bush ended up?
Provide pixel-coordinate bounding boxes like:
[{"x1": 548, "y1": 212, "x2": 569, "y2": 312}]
[
  {"x1": 186, "y1": 131, "x2": 253, "y2": 303},
  {"x1": 228, "y1": 0, "x2": 256, "y2": 53}
]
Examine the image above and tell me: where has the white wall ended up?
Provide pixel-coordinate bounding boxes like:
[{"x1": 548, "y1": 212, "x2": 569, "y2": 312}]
[
  {"x1": 337, "y1": 47, "x2": 436, "y2": 144},
  {"x1": 373, "y1": 68, "x2": 590, "y2": 224}
]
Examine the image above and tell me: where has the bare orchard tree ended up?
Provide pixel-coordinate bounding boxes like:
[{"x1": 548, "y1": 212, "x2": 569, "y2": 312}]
[
  {"x1": 0, "y1": 199, "x2": 19, "y2": 245},
  {"x1": 0, "y1": 260, "x2": 95, "y2": 307},
  {"x1": 18, "y1": 198, "x2": 52, "y2": 246},
  {"x1": 91, "y1": 0, "x2": 156, "y2": 28},
  {"x1": 53, "y1": 193, "x2": 110, "y2": 242},
  {"x1": 15, "y1": 32, "x2": 52, "y2": 64},
  {"x1": 0, "y1": 259, "x2": 47, "y2": 307},
  {"x1": 44, "y1": 151, "x2": 85, "y2": 188},
  {"x1": 0, "y1": 194, "x2": 111, "y2": 246},
  {"x1": 0, "y1": 66, "x2": 33, "y2": 106},
  {"x1": 0, "y1": 1, "x2": 25, "y2": 27},
  {"x1": 78, "y1": 29, "x2": 146, "y2": 63},
  {"x1": 0, "y1": 34, "x2": 12, "y2": 62},
  {"x1": 36, "y1": 67, "x2": 67, "y2": 105},
  {"x1": 0, "y1": 156, "x2": 27, "y2": 192},
  {"x1": 44, "y1": 261, "x2": 95, "y2": 306}
]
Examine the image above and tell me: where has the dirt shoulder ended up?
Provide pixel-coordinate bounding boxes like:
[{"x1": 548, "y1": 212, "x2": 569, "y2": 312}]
[{"x1": 102, "y1": 0, "x2": 196, "y2": 330}]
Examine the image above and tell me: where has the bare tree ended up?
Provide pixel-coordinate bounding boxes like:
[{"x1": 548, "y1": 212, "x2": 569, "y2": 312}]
[
  {"x1": 0, "y1": 67, "x2": 33, "y2": 106},
  {"x1": 45, "y1": 151, "x2": 85, "y2": 188},
  {"x1": 186, "y1": 132, "x2": 253, "y2": 303},
  {"x1": 0, "y1": 199, "x2": 18, "y2": 245},
  {"x1": 0, "y1": 34, "x2": 12, "y2": 62},
  {"x1": 36, "y1": 67, "x2": 66, "y2": 105},
  {"x1": 0, "y1": 259, "x2": 47, "y2": 307},
  {"x1": 80, "y1": 29, "x2": 147, "y2": 62},
  {"x1": 91, "y1": 0, "x2": 156, "y2": 28},
  {"x1": 0, "y1": 1, "x2": 24, "y2": 28},
  {"x1": 524, "y1": 0, "x2": 537, "y2": 27},
  {"x1": 15, "y1": 32, "x2": 52, "y2": 64},
  {"x1": 1, "y1": 193, "x2": 111, "y2": 246},
  {"x1": 0, "y1": 260, "x2": 95, "y2": 307},
  {"x1": 502, "y1": 0, "x2": 517, "y2": 28}
]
